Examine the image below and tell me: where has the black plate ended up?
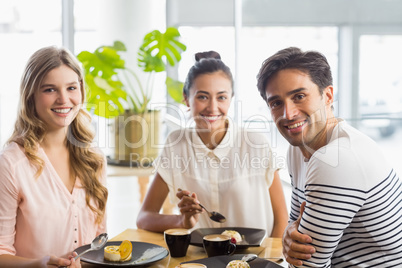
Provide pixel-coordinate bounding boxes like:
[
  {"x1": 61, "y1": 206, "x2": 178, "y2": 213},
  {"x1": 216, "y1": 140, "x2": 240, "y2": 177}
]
[
  {"x1": 190, "y1": 227, "x2": 266, "y2": 249},
  {"x1": 182, "y1": 254, "x2": 282, "y2": 268},
  {"x1": 75, "y1": 241, "x2": 168, "y2": 267}
]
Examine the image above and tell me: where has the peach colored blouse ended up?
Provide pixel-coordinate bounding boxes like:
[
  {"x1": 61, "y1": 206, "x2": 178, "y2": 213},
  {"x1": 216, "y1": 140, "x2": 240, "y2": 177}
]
[{"x1": 0, "y1": 142, "x2": 106, "y2": 259}]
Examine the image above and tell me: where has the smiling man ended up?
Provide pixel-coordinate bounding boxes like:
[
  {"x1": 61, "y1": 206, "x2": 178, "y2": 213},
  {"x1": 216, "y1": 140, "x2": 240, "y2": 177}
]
[{"x1": 257, "y1": 47, "x2": 402, "y2": 267}]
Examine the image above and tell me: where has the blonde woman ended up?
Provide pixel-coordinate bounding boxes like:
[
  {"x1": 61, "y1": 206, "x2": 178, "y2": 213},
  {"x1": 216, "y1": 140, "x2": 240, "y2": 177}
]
[{"x1": 0, "y1": 46, "x2": 108, "y2": 267}]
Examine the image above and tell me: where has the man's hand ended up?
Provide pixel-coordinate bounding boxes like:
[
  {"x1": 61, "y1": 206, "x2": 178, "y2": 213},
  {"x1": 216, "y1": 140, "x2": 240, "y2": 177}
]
[{"x1": 282, "y1": 202, "x2": 316, "y2": 266}]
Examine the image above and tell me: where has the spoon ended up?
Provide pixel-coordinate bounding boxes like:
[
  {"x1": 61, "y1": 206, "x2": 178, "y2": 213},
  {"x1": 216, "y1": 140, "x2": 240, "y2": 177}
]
[
  {"x1": 74, "y1": 233, "x2": 108, "y2": 260},
  {"x1": 241, "y1": 254, "x2": 283, "y2": 264},
  {"x1": 241, "y1": 253, "x2": 258, "y2": 262},
  {"x1": 178, "y1": 188, "x2": 226, "y2": 223}
]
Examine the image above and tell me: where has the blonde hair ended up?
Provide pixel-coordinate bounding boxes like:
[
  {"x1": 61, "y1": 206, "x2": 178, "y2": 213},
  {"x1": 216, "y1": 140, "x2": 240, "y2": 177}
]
[{"x1": 8, "y1": 46, "x2": 108, "y2": 223}]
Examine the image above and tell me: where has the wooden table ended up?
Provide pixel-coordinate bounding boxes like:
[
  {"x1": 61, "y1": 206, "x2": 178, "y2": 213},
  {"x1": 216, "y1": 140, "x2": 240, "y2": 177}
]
[{"x1": 82, "y1": 228, "x2": 287, "y2": 267}]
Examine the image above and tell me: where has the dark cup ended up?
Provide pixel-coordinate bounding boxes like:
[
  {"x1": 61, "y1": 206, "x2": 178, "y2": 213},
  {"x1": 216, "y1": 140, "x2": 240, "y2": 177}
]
[
  {"x1": 203, "y1": 234, "x2": 236, "y2": 257},
  {"x1": 164, "y1": 228, "x2": 191, "y2": 257}
]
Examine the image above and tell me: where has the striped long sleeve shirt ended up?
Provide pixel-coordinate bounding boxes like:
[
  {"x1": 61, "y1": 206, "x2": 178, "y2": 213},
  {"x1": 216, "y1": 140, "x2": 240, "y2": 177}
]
[{"x1": 287, "y1": 121, "x2": 402, "y2": 267}]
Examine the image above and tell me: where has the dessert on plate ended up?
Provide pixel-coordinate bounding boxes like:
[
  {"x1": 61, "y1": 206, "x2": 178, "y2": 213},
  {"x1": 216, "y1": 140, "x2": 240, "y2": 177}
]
[
  {"x1": 104, "y1": 240, "x2": 132, "y2": 262},
  {"x1": 221, "y1": 230, "x2": 242, "y2": 243},
  {"x1": 226, "y1": 260, "x2": 250, "y2": 268}
]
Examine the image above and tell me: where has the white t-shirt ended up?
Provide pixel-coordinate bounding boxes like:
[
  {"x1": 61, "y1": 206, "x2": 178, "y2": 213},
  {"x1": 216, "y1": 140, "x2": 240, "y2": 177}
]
[
  {"x1": 155, "y1": 121, "x2": 277, "y2": 235},
  {"x1": 288, "y1": 120, "x2": 402, "y2": 267}
]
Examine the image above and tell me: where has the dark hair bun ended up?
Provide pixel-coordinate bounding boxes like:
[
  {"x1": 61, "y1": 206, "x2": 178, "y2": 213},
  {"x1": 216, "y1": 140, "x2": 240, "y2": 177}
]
[{"x1": 195, "y1": 51, "x2": 221, "y2": 62}]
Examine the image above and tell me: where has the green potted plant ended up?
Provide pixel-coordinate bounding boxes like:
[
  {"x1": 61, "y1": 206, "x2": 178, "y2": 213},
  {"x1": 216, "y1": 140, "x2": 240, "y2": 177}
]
[{"x1": 77, "y1": 27, "x2": 186, "y2": 165}]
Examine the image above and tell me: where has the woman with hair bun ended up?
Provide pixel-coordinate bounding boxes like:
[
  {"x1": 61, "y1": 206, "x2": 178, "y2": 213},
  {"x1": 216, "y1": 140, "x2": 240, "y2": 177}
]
[
  {"x1": 0, "y1": 46, "x2": 108, "y2": 267},
  {"x1": 137, "y1": 51, "x2": 288, "y2": 237}
]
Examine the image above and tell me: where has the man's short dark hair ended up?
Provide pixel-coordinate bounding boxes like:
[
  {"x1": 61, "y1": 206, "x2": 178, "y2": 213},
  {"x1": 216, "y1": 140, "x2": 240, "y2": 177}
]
[{"x1": 256, "y1": 47, "x2": 333, "y2": 101}]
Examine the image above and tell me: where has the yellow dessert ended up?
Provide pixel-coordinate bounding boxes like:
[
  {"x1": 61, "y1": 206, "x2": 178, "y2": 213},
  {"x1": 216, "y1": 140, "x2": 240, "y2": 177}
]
[
  {"x1": 104, "y1": 245, "x2": 121, "y2": 261},
  {"x1": 104, "y1": 240, "x2": 132, "y2": 262},
  {"x1": 226, "y1": 260, "x2": 250, "y2": 268},
  {"x1": 221, "y1": 230, "x2": 242, "y2": 243}
]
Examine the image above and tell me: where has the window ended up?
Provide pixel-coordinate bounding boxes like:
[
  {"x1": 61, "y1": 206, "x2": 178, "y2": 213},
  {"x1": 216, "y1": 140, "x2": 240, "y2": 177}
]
[
  {"x1": 358, "y1": 35, "x2": 402, "y2": 170},
  {"x1": 0, "y1": 0, "x2": 62, "y2": 145},
  {"x1": 73, "y1": 0, "x2": 101, "y2": 54}
]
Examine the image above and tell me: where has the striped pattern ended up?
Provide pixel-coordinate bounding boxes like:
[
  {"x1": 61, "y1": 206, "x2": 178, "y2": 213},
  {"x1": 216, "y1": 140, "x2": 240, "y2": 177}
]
[{"x1": 290, "y1": 169, "x2": 402, "y2": 267}]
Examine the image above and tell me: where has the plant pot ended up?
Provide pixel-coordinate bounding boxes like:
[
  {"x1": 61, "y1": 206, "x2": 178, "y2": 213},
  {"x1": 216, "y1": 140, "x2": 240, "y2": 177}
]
[{"x1": 111, "y1": 110, "x2": 161, "y2": 166}]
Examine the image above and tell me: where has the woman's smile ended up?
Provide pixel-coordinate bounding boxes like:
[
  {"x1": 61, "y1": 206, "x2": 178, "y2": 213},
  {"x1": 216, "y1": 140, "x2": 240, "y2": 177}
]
[
  {"x1": 201, "y1": 114, "x2": 223, "y2": 123},
  {"x1": 51, "y1": 107, "x2": 73, "y2": 116}
]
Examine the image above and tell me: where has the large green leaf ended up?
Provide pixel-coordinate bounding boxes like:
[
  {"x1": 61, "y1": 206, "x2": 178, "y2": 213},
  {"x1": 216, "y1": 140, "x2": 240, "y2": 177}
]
[
  {"x1": 83, "y1": 74, "x2": 126, "y2": 118},
  {"x1": 77, "y1": 30, "x2": 186, "y2": 118},
  {"x1": 78, "y1": 43, "x2": 126, "y2": 80},
  {"x1": 137, "y1": 48, "x2": 165, "y2": 72},
  {"x1": 166, "y1": 77, "x2": 184, "y2": 104},
  {"x1": 137, "y1": 27, "x2": 187, "y2": 73},
  {"x1": 78, "y1": 43, "x2": 129, "y2": 118}
]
